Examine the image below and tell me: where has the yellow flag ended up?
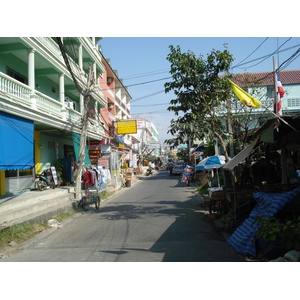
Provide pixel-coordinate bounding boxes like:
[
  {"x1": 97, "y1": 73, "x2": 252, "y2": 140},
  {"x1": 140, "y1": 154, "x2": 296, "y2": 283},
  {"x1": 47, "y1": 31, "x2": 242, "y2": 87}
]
[{"x1": 229, "y1": 80, "x2": 262, "y2": 108}]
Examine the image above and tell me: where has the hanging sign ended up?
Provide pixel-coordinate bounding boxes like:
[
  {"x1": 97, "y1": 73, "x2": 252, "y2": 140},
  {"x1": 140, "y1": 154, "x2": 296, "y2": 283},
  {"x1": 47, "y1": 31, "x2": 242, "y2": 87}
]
[{"x1": 117, "y1": 120, "x2": 137, "y2": 134}]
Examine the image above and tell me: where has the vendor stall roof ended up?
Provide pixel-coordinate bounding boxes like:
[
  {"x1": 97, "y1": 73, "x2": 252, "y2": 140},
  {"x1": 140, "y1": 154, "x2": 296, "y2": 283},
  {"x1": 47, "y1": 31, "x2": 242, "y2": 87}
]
[
  {"x1": 223, "y1": 137, "x2": 260, "y2": 171},
  {"x1": 223, "y1": 116, "x2": 300, "y2": 171}
]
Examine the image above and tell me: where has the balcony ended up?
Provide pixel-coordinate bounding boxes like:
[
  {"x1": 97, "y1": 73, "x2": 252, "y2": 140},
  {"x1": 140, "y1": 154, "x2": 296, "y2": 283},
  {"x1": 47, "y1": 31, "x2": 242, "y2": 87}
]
[
  {"x1": 0, "y1": 72, "x2": 105, "y2": 138},
  {"x1": 24, "y1": 37, "x2": 105, "y2": 108},
  {"x1": 115, "y1": 95, "x2": 130, "y2": 116}
]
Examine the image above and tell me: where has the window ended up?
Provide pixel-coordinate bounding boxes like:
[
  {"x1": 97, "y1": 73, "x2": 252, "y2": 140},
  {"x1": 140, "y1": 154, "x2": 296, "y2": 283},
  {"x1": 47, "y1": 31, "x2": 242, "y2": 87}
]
[
  {"x1": 287, "y1": 98, "x2": 300, "y2": 107},
  {"x1": 6, "y1": 67, "x2": 28, "y2": 84},
  {"x1": 5, "y1": 168, "x2": 33, "y2": 177},
  {"x1": 267, "y1": 86, "x2": 275, "y2": 98}
]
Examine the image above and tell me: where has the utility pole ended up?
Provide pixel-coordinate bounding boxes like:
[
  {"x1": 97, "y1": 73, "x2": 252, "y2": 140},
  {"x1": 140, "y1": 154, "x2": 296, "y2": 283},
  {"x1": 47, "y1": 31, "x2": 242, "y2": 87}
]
[
  {"x1": 225, "y1": 70, "x2": 234, "y2": 157},
  {"x1": 74, "y1": 67, "x2": 94, "y2": 199},
  {"x1": 56, "y1": 37, "x2": 96, "y2": 199}
]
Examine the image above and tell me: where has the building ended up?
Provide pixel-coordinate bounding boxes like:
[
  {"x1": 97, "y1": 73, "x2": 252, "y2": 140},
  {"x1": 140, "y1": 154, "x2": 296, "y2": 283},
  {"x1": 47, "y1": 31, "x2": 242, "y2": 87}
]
[
  {"x1": 229, "y1": 70, "x2": 300, "y2": 125},
  {"x1": 98, "y1": 51, "x2": 133, "y2": 182},
  {"x1": 131, "y1": 118, "x2": 160, "y2": 164},
  {"x1": 210, "y1": 69, "x2": 300, "y2": 155},
  {"x1": 0, "y1": 37, "x2": 107, "y2": 196}
]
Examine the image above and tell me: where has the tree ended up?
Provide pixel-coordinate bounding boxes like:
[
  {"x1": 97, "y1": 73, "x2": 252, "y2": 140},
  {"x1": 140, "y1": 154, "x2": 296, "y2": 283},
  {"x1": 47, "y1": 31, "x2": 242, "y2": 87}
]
[{"x1": 164, "y1": 45, "x2": 234, "y2": 160}]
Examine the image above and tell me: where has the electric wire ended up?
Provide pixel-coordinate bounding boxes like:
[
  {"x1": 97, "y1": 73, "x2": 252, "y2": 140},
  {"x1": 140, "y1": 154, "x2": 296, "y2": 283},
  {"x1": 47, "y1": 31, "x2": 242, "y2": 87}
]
[
  {"x1": 126, "y1": 76, "x2": 172, "y2": 88},
  {"x1": 131, "y1": 110, "x2": 171, "y2": 115},
  {"x1": 229, "y1": 45, "x2": 300, "y2": 86},
  {"x1": 278, "y1": 48, "x2": 300, "y2": 70},
  {"x1": 236, "y1": 37, "x2": 269, "y2": 66},
  {"x1": 122, "y1": 68, "x2": 170, "y2": 80},
  {"x1": 243, "y1": 37, "x2": 293, "y2": 69},
  {"x1": 232, "y1": 40, "x2": 298, "y2": 70},
  {"x1": 131, "y1": 103, "x2": 169, "y2": 107},
  {"x1": 130, "y1": 89, "x2": 166, "y2": 103}
]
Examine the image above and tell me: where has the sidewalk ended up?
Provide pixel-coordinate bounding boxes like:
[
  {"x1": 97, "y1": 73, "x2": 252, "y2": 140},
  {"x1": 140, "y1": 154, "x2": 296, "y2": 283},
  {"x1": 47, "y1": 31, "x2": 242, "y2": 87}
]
[
  {"x1": 0, "y1": 168, "x2": 158, "y2": 230},
  {"x1": 0, "y1": 168, "x2": 152, "y2": 230},
  {"x1": 0, "y1": 179, "x2": 122, "y2": 230},
  {"x1": 0, "y1": 186, "x2": 77, "y2": 230}
]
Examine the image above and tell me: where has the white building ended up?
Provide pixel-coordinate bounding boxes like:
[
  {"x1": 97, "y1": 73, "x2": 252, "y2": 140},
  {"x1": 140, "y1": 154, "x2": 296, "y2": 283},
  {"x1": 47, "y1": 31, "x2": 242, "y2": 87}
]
[{"x1": 130, "y1": 118, "x2": 160, "y2": 163}]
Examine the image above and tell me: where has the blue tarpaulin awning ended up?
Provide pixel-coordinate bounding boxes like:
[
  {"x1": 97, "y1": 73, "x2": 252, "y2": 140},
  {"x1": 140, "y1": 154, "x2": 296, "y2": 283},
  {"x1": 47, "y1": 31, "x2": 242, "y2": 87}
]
[{"x1": 0, "y1": 111, "x2": 34, "y2": 170}]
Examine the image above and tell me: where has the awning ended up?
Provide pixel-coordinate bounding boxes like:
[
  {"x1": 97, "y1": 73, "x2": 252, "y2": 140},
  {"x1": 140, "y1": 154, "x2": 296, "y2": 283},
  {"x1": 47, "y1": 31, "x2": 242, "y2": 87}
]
[
  {"x1": 0, "y1": 111, "x2": 34, "y2": 170},
  {"x1": 223, "y1": 136, "x2": 260, "y2": 170},
  {"x1": 193, "y1": 145, "x2": 204, "y2": 153},
  {"x1": 72, "y1": 133, "x2": 91, "y2": 165}
]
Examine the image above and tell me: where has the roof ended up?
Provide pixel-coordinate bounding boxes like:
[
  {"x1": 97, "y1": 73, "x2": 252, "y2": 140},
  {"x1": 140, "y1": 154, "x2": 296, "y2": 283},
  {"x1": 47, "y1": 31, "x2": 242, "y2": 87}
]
[{"x1": 231, "y1": 69, "x2": 300, "y2": 86}]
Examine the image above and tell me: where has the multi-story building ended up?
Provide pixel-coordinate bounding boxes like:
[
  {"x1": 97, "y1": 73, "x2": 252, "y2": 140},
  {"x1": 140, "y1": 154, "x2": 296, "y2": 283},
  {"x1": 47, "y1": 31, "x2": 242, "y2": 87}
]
[
  {"x1": 0, "y1": 37, "x2": 107, "y2": 196},
  {"x1": 98, "y1": 51, "x2": 133, "y2": 179},
  {"x1": 131, "y1": 118, "x2": 160, "y2": 163}
]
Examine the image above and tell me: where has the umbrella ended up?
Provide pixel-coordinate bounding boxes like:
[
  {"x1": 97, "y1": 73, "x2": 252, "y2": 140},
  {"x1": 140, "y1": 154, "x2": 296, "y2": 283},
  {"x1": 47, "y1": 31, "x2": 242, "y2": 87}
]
[
  {"x1": 196, "y1": 155, "x2": 226, "y2": 187},
  {"x1": 195, "y1": 155, "x2": 226, "y2": 170}
]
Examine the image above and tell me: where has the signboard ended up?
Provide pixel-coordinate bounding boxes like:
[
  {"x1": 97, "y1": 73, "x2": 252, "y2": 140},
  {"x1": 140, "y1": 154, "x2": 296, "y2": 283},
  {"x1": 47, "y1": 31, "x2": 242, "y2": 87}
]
[
  {"x1": 117, "y1": 120, "x2": 137, "y2": 134},
  {"x1": 98, "y1": 157, "x2": 109, "y2": 168},
  {"x1": 50, "y1": 166, "x2": 58, "y2": 185},
  {"x1": 136, "y1": 119, "x2": 146, "y2": 129},
  {"x1": 88, "y1": 141, "x2": 101, "y2": 151},
  {"x1": 148, "y1": 142, "x2": 160, "y2": 149}
]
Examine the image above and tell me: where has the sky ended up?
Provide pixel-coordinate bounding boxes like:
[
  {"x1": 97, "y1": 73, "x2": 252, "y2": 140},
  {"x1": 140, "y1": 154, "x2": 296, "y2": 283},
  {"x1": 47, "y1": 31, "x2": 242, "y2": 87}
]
[
  {"x1": 99, "y1": 37, "x2": 300, "y2": 144},
  {"x1": 5, "y1": 1, "x2": 300, "y2": 146}
]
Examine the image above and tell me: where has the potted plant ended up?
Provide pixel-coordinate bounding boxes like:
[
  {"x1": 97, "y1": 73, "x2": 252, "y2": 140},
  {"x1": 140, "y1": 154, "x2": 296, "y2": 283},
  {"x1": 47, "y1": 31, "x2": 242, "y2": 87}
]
[{"x1": 52, "y1": 160, "x2": 64, "y2": 186}]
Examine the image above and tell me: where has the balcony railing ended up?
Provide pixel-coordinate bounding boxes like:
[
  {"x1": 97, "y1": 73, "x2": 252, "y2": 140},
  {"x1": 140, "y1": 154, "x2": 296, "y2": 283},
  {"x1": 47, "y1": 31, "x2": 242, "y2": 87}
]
[
  {"x1": 36, "y1": 91, "x2": 65, "y2": 118},
  {"x1": 214, "y1": 98, "x2": 275, "y2": 115},
  {"x1": 0, "y1": 72, "x2": 31, "y2": 105},
  {"x1": 107, "y1": 86, "x2": 115, "y2": 100},
  {"x1": 115, "y1": 94, "x2": 130, "y2": 116},
  {"x1": 0, "y1": 72, "x2": 104, "y2": 137}
]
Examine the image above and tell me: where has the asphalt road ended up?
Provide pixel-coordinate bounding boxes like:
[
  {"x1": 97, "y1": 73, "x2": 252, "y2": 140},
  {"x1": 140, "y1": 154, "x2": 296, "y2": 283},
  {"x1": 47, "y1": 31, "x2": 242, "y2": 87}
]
[{"x1": 1, "y1": 170, "x2": 241, "y2": 262}]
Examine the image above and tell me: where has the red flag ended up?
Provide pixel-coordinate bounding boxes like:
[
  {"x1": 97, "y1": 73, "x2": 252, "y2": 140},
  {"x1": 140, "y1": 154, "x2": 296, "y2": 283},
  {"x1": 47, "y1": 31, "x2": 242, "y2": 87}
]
[{"x1": 275, "y1": 73, "x2": 284, "y2": 116}]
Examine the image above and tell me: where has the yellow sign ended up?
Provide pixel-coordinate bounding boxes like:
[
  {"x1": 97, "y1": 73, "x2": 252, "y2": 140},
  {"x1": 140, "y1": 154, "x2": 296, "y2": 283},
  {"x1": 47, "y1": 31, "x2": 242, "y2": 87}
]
[{"x1": 117, "y1": 120, "x2": 137, "y2": 134}]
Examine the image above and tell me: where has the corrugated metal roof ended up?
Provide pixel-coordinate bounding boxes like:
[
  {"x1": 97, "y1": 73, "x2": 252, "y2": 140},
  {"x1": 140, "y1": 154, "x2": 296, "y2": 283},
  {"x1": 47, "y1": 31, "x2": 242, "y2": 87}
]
[{"x1": 231, "y1": 69, "x2": 300, "y2": 86}]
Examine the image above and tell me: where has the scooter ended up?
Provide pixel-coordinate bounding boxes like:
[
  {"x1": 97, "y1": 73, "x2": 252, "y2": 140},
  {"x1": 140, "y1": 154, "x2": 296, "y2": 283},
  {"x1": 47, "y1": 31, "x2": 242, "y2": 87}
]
[
  {"x1": 182, "y1": 170, "x2": 194, "y2": 186},
  {"x1": 35, "y1": 169, "x2": 56, "y2": 191}
]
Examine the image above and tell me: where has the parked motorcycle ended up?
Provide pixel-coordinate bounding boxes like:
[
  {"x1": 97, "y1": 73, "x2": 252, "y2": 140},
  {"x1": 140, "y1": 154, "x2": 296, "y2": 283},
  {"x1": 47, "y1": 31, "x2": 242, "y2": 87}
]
[{"x1": 35, "y1": 169, "x2": 55, "y2": 191}]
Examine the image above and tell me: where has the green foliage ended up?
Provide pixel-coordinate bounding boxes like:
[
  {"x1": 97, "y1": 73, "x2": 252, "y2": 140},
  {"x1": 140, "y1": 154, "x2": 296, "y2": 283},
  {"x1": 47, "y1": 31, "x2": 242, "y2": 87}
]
[
  {"x1": 52, "y1": 160, "x2": 64, "y2": 182},
  {"x1": 0, "y1": 210, "x2": 77, "y2": 249},
  {"x1": 164, "y1": 45, "x2": 234, "y2": 153},
  {"x1": 177, "y1": 149, "x2": 188, "y2": 161},
  {"x1": 255, "y1": 216, "x2": 300, "y2": 252},
  {"x1": 196, "y1": 184, "x2": 209, "y2": 194},
  {"x1": 0, "y1": 222, "x2": 48, "y2": 248}
]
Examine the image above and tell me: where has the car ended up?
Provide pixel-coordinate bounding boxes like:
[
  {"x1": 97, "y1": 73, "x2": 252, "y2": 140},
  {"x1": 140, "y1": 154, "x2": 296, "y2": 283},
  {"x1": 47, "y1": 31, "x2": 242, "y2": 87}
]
[
  {"x1": 176, "y1": 161, "x2": 186, "y2": 167},
  {"x1": 171, "y1": 165, "x2": 184, "y2": 175}
]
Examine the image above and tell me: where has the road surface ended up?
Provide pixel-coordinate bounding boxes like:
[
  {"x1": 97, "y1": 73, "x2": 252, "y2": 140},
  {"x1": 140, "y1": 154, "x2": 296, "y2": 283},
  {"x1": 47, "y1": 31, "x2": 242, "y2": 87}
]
[{"x1": 1, "y1": 170, "x2": 241, "y2": 262}]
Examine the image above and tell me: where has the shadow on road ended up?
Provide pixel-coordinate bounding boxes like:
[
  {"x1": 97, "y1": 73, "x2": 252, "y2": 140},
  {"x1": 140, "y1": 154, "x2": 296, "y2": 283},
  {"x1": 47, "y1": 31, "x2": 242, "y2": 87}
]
[{"x1": 93, "y1": 170, "x2": 240, "y2": 261}]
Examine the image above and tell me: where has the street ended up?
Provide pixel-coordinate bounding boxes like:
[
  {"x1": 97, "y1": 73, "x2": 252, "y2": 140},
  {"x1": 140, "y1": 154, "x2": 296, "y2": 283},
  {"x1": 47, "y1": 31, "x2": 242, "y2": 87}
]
[{"x1": 1, "y1": 170, "x2": 241, "y2": 262}]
